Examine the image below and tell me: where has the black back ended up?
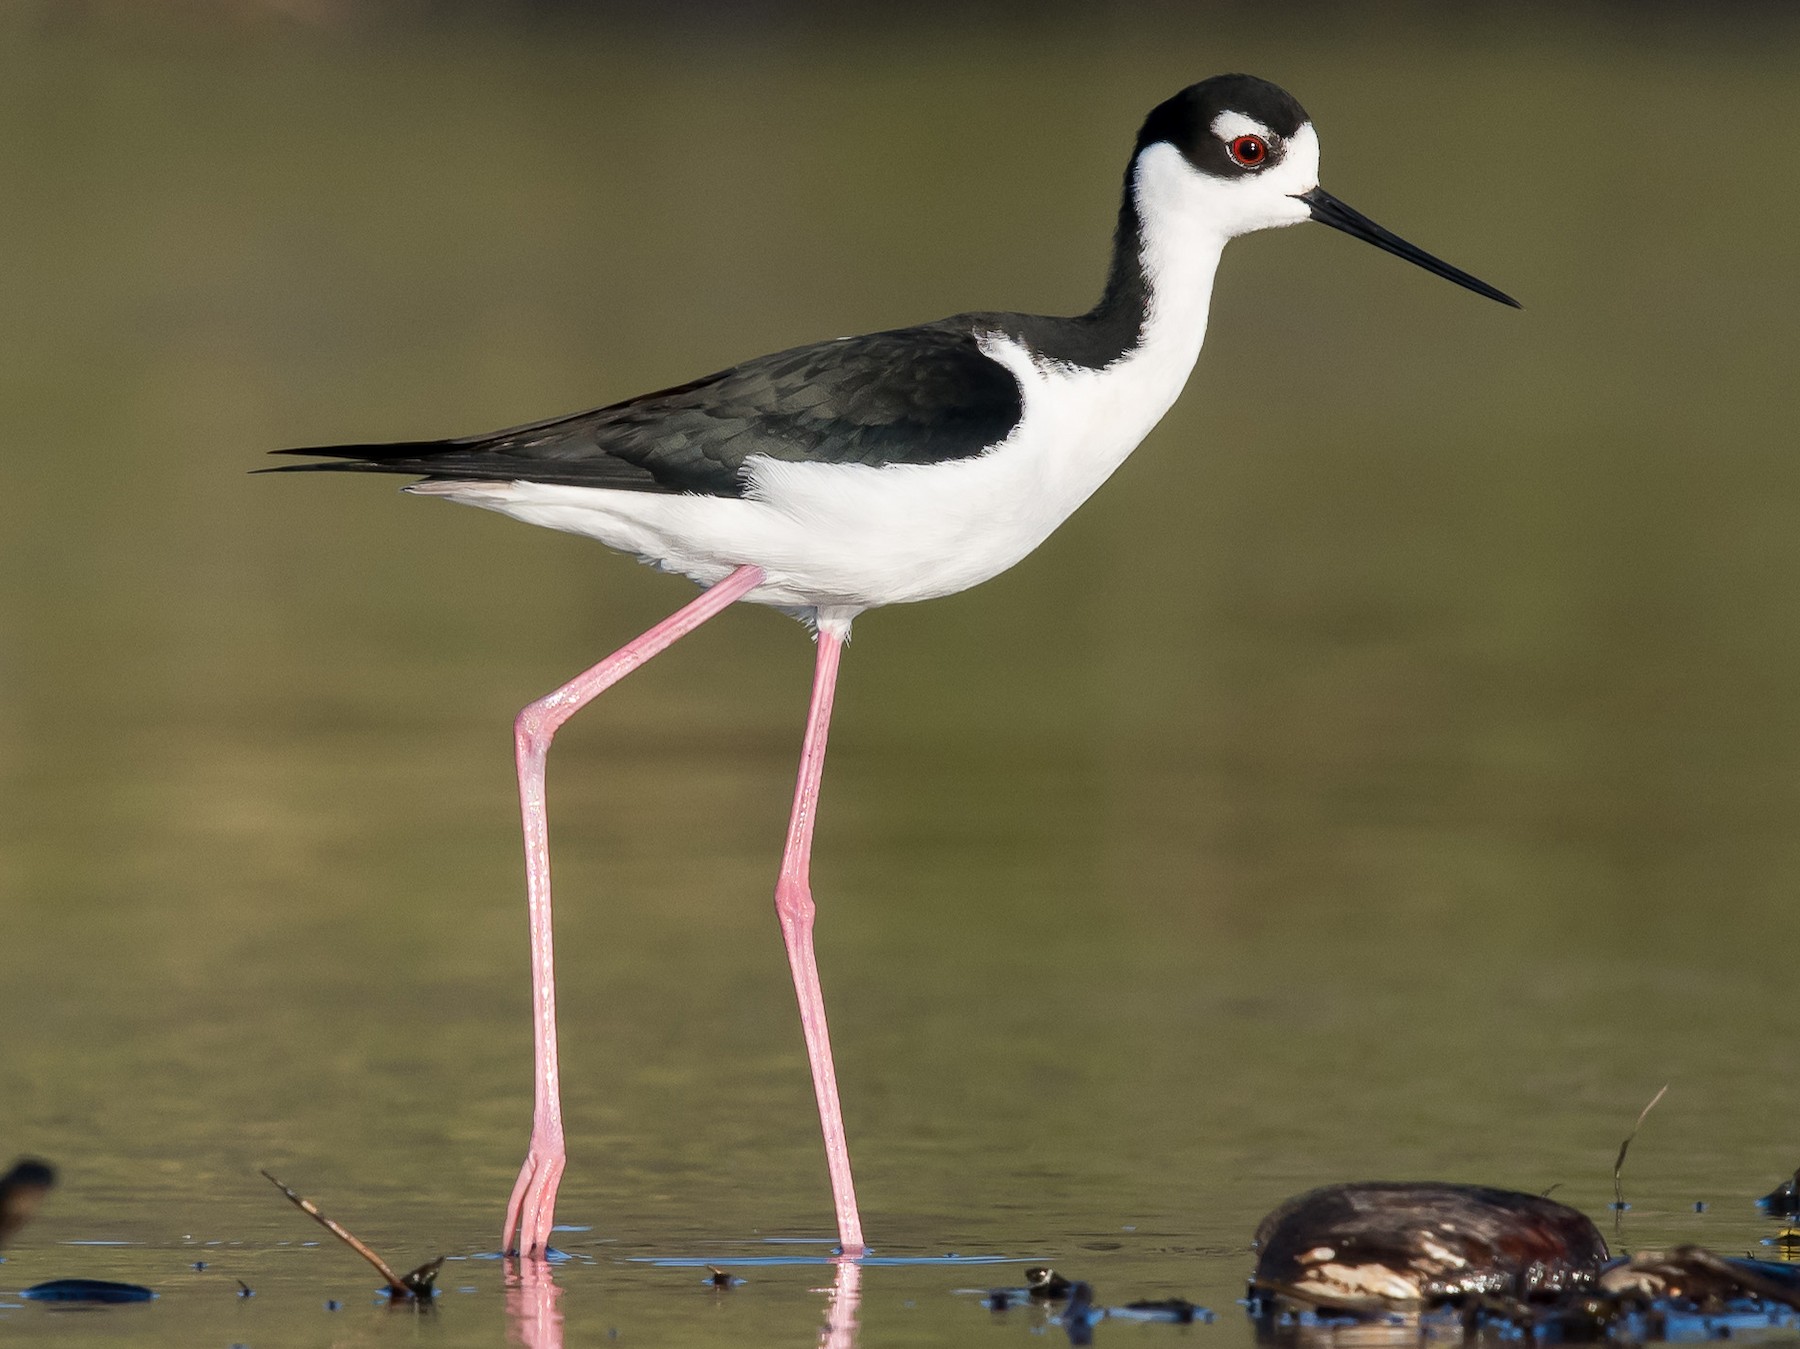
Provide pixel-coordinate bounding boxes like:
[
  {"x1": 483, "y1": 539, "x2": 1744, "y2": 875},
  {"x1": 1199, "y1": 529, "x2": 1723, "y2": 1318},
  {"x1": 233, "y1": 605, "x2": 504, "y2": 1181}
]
[
  {"x1": 273, "y1": 320, "x2": 1024, "y2": 496},
  {"x1": 270, "y1": 74, "x2": 1309, "y2": 497}
]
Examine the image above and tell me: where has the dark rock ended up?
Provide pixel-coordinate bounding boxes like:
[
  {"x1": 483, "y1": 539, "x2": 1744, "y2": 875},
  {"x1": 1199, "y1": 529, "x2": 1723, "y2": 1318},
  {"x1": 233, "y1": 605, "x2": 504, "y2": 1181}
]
[{"x1": 1252, "y1": 1181, "x2": 1609, "y2": 1307}]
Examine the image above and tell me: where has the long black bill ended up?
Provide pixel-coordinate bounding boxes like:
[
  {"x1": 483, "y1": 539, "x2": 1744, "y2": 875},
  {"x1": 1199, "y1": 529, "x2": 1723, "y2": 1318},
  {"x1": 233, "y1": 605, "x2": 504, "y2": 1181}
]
[{"x1": 1298, "y1": 186, "x2": 1520, "y2": 309}]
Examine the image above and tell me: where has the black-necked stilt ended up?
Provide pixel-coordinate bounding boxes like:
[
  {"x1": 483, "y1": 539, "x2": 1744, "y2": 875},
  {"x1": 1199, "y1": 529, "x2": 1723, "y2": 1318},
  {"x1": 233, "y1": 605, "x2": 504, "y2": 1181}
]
[{"x1": 272, "y1": 73, "x2": 1517, "y2": 1259}]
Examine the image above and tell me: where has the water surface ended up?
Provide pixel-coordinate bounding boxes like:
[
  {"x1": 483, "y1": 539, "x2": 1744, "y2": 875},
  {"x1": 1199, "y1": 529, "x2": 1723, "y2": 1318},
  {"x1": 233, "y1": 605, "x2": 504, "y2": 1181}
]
[{"x1": 3, "y1": 9, "x2": 1799, "y2": 1345}]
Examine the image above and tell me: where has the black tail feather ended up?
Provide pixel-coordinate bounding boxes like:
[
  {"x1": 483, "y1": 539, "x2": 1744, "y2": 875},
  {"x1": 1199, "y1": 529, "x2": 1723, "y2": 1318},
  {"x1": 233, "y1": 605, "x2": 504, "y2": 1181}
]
[
  {"x1": 260, "y1": 439, "x2": 466, "y2": 473},
  {"x1": 258, "y1": 441, "x2": 674, "y2": 492}
]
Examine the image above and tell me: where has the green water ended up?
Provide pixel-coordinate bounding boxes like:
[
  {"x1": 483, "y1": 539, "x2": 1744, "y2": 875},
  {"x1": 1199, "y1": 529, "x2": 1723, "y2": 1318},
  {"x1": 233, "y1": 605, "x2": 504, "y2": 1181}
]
[{"x1": 3, "y1": 8, "x2": 1799, "y2": 1345}]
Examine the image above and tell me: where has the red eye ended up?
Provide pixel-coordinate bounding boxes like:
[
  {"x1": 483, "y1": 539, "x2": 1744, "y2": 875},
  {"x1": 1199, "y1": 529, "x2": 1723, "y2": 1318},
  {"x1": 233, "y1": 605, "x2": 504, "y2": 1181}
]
[{"x1": 1228, "y1": 135, "x2": 1268, "y2": 168}]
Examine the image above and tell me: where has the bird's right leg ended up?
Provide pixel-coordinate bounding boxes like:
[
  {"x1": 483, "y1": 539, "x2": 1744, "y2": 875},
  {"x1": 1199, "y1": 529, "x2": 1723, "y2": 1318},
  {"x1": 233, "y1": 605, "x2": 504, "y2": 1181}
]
[{"x1": 504, "y1": 564, "x2": 765, "y2": 1258}]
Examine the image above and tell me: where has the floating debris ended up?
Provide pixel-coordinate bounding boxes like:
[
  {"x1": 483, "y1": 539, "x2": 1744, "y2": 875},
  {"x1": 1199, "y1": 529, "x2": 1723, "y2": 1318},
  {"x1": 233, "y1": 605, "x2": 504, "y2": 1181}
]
[
  {"x1": 6, "y1": 1161, "x2": 153, "y2": 1303},
  {"x1": 260, "y1": 1170, "x2": 441, "y2": 1300},
  {"x1": 979, "y1": 1264, "x2": 1213, "y2": 1333},
  {"x1": 1760, "y1": 1168, "x2": 1800, "y2": 1219},
  {"x1": 1248, "y1": 1181, "x2": 1800, "y2": 1341},
  {"x1": 1251, "y1": 1181, "x2": 1609, "y2": 1306},
  {"x1": 1119, "y1": 1296, "x2": 1213, "y2": 1324},
  {"x1": 22, "y1": 1278, "x2": 155, "y2": 1304},
  {"x1": 1766, "y1": 1227, "x2": 1800, "y2": 1254},
  {"x1": 982, "y1": 1265, "x2": 1078, "y2": 1311},
  {"x1": 1598, "y1": 1246, "x2": 1800, "y2": 1309},
  {"x1": 1025, "y1": 1265, "x2": 1075, "y2": 1299},
  {"x1": 1613, "y1": 1083, "x2": 1669, "y2": 1232},
  {"x1": 0, "y1": 1158, "x2": 56, "y2": 1248}
]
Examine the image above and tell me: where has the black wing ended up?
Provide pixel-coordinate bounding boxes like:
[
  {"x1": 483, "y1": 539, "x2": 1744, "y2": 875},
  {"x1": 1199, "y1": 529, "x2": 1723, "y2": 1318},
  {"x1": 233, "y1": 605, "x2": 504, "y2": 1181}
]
[{"x1": 267, "y1": 318, "x2": 1025, "y2": 498}]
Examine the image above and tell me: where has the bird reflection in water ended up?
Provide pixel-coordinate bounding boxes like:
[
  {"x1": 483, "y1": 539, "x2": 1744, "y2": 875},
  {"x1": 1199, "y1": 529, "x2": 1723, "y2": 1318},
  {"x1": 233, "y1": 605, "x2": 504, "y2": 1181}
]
[
  {"x1": 503, "y1": 1255, "x2": 863, "y2": 1349},
  {"x1": 817, "y1": 1256, "x2": 863, "y2": 1349},
  {"x1": 504, "y1": 1257, "x2": 564, "y2": 1349}
]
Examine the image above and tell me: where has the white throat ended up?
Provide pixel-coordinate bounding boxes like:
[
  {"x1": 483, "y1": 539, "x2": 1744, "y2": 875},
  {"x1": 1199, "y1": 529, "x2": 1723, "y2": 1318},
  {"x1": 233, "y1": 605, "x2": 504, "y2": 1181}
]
[{"x1": 1127, "y1": 141, "x2": 1235, "y2": 377}]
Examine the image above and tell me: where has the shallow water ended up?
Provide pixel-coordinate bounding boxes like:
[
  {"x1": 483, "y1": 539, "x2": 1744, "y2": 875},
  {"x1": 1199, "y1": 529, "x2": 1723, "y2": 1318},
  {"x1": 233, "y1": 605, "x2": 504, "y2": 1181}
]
[{"x1": 3, "y1": 7, "x2": 1800, "y2": 1345}]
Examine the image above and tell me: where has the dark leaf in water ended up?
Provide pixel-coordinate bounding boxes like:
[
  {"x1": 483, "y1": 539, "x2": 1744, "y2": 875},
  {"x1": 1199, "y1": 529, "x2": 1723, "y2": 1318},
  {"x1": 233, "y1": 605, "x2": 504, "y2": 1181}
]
[
  {"x1": 1026, "y1": 1265, "x2": 1075, "y2": 1299},
  {"x1": 22, "y1": 1278, "x2": 154, "y2": 1304},
  {"x1": 399, "y1": 1258, "x2": 444, "y2": 1298},
  {"x1": 1758, "y1": 1169, "x2": 1800, "y2": 1219},
  {"x1": 1122, "y1": 1296, "x2": 1210, "y2": 1323}
]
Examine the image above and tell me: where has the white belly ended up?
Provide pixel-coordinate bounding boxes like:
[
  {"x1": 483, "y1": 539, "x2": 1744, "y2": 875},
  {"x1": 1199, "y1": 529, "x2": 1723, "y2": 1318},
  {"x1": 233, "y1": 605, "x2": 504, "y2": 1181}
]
[{"x1": 421, "y1": 326, "x2": 1207, "y2": 616}]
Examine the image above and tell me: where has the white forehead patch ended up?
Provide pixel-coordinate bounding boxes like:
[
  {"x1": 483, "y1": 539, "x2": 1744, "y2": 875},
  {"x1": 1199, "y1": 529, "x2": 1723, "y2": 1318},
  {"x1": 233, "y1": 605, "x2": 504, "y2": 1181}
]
[{"x1": 1210, "y1": 111, "x2": 1276, "y2": 142}]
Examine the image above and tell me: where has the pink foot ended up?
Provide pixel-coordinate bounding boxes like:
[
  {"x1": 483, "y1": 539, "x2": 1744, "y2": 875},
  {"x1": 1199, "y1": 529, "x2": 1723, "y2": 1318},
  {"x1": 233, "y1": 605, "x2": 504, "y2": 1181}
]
[{"x1": 503, "y1": 1137, "x2": 566, "y2": 1257}]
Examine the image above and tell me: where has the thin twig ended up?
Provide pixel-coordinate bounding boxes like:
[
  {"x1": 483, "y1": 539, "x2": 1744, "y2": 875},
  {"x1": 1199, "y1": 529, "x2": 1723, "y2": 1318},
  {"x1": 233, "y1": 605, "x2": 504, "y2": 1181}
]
[
  {"x1": 1612, "y1": 1084, "x2": 1669, "y2": 1231},
  {"x1": 260, "y1": 1170, "x2": 427, "y2": 1298}
]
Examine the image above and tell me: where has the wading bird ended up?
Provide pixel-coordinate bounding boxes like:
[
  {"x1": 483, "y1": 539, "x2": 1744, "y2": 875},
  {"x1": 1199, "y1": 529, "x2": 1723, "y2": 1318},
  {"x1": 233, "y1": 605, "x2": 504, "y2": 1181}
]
[{"x1": 273, "y1": 74, "x2": 1517, "y2": 1258}]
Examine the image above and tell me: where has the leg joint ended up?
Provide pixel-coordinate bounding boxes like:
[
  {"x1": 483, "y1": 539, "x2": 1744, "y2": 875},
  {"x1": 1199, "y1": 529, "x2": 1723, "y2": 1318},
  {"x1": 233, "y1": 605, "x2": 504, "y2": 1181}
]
[{"x1": 515, "y1": 698, "x2": 559, "y2": 746}]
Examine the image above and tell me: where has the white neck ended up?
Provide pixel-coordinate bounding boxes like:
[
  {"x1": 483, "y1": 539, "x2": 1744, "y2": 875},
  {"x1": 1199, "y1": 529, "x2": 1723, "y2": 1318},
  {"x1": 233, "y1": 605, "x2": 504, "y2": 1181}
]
[{"x1": 1127, "y1": 142, "x2": 1234, "y2": 385}]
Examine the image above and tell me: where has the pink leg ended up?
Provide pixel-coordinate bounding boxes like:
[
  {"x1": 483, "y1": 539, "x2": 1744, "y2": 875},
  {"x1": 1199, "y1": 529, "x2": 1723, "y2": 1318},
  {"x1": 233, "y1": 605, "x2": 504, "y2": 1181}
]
[
  {"x1": 775, "y1": 618, "x2": 865, "y2": 1255},
  {"x1": 503, "y1": 564, "x2": 765, "y2": 1258}
]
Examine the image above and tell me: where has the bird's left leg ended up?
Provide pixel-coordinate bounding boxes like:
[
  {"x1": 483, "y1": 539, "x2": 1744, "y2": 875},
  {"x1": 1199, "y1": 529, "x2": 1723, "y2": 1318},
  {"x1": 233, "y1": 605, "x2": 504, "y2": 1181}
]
[
  {"x1": 504, "y1": 564, "x2": 765, "y2": 1258},
  {"x1": 773, "y1": 613, "x2": 865, "y2": 1255}
]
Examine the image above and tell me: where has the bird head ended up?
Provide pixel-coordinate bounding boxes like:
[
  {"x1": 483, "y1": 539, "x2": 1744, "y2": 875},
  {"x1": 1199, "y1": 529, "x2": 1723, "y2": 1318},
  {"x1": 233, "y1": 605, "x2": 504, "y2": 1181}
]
[{"x1": 1133, "y1": 74, "x2": 1519, "y2": 307}]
